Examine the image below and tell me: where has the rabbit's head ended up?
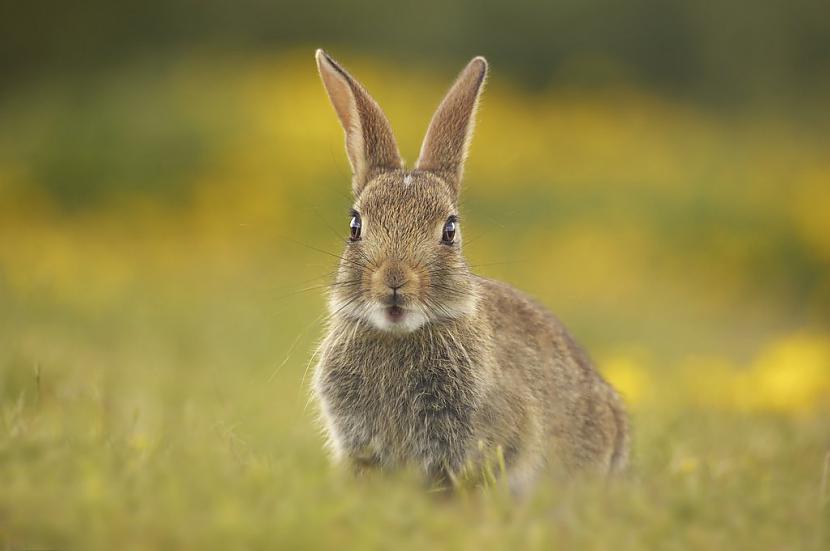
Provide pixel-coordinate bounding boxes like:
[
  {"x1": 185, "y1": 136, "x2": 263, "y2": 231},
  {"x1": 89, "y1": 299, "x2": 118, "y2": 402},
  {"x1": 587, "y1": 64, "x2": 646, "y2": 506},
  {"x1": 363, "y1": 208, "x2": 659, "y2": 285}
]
[{"x1": 315, "y1": 50, "x2": 487, "y2": 333}]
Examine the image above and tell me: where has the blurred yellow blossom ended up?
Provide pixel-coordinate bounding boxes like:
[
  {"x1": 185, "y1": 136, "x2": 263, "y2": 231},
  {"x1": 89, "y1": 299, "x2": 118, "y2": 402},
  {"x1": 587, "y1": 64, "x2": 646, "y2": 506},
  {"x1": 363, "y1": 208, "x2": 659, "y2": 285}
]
[
  {"x1": 749, "y1": 334, "x2": 830, "y2": 413},
  {"x1": 601, "y1": 354, "x2": 651, "y2": 406},
  {"x1": 677, "y1": 335, "x2": 830, "y2": 413}
]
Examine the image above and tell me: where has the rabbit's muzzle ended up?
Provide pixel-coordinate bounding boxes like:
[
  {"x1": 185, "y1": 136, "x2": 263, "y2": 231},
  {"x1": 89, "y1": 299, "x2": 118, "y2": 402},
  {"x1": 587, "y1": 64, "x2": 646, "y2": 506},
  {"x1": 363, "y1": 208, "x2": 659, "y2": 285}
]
[
  {"x1": 379, "y1": 262, "x2": 408, "y2": 289},
  {"x1": 372, "y1": 261, "x2": 420, "y2": 302},
  {"x1": 369, "y1": 260, "x2": 423, "y2": 326}
]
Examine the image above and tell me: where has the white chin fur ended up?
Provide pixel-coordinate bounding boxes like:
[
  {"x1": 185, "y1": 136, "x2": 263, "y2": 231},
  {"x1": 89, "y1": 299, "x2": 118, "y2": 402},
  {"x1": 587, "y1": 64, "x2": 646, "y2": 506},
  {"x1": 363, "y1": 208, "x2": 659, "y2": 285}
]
[
  {"x1": 329, "y1": 295, "x2": 478, "y2": 333},
  {"x1": 328, "y1": 296, "x2": 427, "y2": 333},
  {"x1": 365, "y1": 306, "x2": 428, "y2": 333}
]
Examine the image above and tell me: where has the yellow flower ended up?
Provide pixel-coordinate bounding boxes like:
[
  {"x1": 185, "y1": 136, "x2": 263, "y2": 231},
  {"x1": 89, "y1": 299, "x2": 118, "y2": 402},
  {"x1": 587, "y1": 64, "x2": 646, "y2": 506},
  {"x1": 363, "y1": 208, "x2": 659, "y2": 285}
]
[
  {"x1": 751, "y1": 334, "x2": 830, "y2": 413},
  {"x1": 602, "y1": 354, "x2": 650, "y2": 406}
]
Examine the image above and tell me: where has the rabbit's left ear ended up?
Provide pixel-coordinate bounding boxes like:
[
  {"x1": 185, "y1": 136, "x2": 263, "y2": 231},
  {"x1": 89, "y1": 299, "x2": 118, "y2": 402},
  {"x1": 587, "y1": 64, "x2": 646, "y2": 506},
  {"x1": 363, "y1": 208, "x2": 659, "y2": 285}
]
[
  {"x1": 316, "y1": 49, "x2": 402, "y2": 196},
  {"x1": 415, "y1": 57, "x2": 488, "y2": 195}
]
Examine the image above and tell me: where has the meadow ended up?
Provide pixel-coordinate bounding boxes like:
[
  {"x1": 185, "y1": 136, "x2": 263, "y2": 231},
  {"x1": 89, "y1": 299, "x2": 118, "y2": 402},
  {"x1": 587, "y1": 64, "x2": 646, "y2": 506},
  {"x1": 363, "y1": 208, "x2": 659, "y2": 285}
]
[{"x1": 1, "y1": 51, "x2": 829, "y2": 549}]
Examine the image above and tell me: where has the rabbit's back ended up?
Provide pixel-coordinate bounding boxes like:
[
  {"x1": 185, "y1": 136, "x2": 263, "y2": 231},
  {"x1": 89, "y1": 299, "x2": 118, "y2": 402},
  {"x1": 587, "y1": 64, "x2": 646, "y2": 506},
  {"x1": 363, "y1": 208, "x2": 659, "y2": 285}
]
[{"x1": 475, "y1": 277, "x2": 629, "y2": 475}]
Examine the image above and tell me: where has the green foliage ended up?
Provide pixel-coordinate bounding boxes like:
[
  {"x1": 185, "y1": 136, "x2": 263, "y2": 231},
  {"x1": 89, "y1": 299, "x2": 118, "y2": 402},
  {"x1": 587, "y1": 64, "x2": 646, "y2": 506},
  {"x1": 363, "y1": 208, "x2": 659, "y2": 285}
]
[{"x1": 2, "y1": 0, "x2": 830, "y2": 105}]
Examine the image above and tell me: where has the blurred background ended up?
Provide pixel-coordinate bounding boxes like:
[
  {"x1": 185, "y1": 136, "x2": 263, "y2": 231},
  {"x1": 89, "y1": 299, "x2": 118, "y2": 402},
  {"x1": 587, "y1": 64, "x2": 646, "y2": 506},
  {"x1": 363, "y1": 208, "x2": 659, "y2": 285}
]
[{"x1": 1, "y1": 0, "x2": 829, "y2": 548}]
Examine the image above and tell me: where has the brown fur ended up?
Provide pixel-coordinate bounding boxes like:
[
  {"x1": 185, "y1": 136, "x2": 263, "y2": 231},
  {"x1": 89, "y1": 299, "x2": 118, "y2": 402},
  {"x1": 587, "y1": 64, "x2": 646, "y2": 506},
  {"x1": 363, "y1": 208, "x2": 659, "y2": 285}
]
[{"x1": 312, "y1": 50, "x2": 629, "y2": 492}]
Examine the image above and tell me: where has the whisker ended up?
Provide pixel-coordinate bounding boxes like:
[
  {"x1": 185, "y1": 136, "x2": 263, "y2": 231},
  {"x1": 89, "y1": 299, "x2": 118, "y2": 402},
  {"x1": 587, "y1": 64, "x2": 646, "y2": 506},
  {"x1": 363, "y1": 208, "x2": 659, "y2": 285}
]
[
  {"x1": 282, "y1": 237, "x2": 371, "y2": 271},
  {"x1": 269, "y1": 289, "x2": 365, "y2": 383},
  {"x1": 467, "y1": 259, "x2": 528, "y2": 269},
  {"x1": 268, "y1": 310, "x2": 328, "y2": 382}
]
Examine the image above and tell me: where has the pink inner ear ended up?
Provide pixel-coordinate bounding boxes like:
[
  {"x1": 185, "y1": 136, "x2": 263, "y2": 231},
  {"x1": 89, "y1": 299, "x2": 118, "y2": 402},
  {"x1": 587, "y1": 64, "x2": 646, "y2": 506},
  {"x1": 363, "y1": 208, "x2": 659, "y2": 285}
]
[
  {"x1": 315, "y1": 50, "x2": 403, "y2": 195},
  {"x1": 318, "y1": 60, "x2": 356, "y2": 131},
  {"x1": 316, "y1": 52, "x2": 367, "y2": 185}
]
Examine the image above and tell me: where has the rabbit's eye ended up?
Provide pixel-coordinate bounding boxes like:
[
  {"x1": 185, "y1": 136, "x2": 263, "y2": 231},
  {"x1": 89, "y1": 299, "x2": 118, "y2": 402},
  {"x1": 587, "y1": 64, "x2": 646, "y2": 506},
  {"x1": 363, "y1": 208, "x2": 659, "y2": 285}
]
[
  {"x1": 349, "y1": 211, "x2": 362, "y2": 241},
  {"x1": 441, "y1": 216, "x2": 457, "y2": 245}
]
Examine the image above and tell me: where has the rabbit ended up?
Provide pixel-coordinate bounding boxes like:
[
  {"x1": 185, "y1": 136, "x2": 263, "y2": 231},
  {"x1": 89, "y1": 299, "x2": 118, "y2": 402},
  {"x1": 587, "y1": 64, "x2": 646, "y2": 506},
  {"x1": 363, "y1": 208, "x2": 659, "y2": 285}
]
[{"x1": 311, "y1": 49, "x2": 629, "y2": 493}]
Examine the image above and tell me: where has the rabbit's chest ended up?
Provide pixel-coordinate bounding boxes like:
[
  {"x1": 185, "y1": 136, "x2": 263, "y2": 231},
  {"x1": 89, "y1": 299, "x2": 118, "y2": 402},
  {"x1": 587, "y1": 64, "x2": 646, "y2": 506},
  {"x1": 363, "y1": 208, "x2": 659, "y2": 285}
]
[{"x1": 317, "y1": 337, "x2": 482, "y2": 469}]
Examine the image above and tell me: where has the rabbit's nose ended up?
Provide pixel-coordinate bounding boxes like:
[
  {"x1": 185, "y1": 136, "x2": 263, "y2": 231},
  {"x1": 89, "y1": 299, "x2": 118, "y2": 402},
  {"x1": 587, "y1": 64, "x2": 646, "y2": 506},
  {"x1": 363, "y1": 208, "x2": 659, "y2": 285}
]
[
  {"x1": 386, "y1": 284, "x2": 407, "y2": 306},
  {"x1": 384, "y1": 265, "x2": 408, "y2": 290},
  {"x1": 386, "y1": 281, "x2": 408, "y2": 306}
]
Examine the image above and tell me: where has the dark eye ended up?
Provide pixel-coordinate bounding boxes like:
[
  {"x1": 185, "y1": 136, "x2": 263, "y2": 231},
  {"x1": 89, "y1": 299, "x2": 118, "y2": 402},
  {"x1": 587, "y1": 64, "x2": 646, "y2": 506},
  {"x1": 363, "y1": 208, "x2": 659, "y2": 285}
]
[
  {"x1": 349, "y1": 212, "x2": 362, "y2": 241},
  {"x1": 441, "y1": 216, "x2": 457, "y2": 245}
]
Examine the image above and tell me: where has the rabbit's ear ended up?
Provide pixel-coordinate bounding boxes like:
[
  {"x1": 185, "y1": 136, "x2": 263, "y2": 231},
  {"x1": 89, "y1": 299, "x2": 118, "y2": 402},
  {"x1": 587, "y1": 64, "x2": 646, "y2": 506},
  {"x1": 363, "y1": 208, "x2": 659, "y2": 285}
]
[
  {"x1": 316, "y1": 49, "x2": 402, "y2": 195},
  {"x1": 415, "y1": 57, "x2": 488, "y2": 194}
]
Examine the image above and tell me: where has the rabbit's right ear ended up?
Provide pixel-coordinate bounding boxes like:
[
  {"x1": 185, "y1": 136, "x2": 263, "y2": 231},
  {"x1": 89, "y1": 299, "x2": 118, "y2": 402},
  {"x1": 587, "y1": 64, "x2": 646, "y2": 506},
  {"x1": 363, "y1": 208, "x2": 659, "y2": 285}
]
[{"x1": 315, "y1": 50, "x2": 402, "y2": 195}]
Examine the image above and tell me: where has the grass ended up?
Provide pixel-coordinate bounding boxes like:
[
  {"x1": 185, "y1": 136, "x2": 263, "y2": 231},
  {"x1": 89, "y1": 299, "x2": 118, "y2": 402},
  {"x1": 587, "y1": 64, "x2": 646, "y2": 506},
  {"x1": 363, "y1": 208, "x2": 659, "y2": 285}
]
[
  {"x1": 2, "y1": 285, "x2": 828, "y2": 550},
  {"x1": 1, "y1": 51, "x2": 829, "y2": 549},
  {"x1": 2, "y1": 254, "x2": 829, "y2": 549}
]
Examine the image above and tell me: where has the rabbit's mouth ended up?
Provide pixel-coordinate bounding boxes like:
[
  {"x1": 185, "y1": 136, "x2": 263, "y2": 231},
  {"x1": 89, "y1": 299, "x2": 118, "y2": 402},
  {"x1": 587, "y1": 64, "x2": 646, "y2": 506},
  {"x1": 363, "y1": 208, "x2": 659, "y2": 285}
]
[
  {"x1": 386, "y1": 305, "x2": 404, "y2": 323},
  {"x1": 360, "y1": 302, "x2": 428, "y2": 333}
]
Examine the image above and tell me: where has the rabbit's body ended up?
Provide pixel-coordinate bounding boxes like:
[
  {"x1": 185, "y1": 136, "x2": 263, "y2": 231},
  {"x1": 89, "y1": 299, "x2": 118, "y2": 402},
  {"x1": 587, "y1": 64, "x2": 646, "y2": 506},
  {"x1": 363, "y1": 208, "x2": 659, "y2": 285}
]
[
  {"x1": 311, "y1": 51, "x2": 628, "y2": 491},
  {"x1": 316, "y1": 275, "x2": 628, "y2": 489}
]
